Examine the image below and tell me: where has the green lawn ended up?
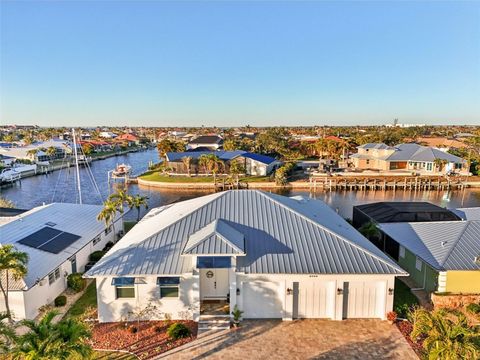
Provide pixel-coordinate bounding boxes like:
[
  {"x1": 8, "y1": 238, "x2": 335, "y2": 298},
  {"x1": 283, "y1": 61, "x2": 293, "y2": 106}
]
[
  {"x1": 140, "y1": 172, "x2": 271, "y2": 183},
  {"x1": 65, "y1": 281, "x2": 97, "y2": 319},
  {"x1": 394, "y1": 278, "x2": 419, "y2": 318}
]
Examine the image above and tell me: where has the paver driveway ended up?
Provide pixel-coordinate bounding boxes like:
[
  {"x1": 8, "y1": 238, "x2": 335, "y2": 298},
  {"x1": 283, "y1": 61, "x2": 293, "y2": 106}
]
[{"x1": 157, "y1": 319, "x2": 417, "y2": 359}]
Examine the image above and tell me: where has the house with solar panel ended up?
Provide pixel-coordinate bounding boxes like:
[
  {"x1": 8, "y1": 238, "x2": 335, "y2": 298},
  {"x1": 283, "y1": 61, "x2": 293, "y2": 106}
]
[
  {"x1": 165, "y1": 150, "x2": 281, "y2": 176},
  {"x1": 86, "y1": 190, "x2": 407, "y2": 329},
  {"x1": 353, "y1": 202, "x2": 480, "y2": 294},
  {"x1": 0, "y1": 203, "x2": 123, "y2": 320}
]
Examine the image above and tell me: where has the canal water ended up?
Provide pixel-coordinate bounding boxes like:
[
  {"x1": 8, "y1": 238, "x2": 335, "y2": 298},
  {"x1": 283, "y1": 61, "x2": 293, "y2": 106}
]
[{"x1": 2, "y1": 149, "x2": 480, "y2": 221}]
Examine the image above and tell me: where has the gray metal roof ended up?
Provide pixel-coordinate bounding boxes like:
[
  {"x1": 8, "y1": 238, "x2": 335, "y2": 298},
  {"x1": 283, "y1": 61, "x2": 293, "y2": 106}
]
[
  {"x1": 183, "y1": 219, "x2": 245, "y2": 255},
  {"x1": 0, "y1": 203, "x2": 120, "y2": 288},
  {"x1": 87, "y1": 190, "x2": 405, "y2": 277},
  {"x1": 451, "y1": 207, "x2": 480, "y2": 221},
  {"x1": 386, "y1": 143, "x2": 465, "y2": 163},
  {"x1": 380, "y1": 221, "x2": 480, "y2": 271},
  {"x1": 358, "y1": 143, "x2": 394, "y2": 150}
]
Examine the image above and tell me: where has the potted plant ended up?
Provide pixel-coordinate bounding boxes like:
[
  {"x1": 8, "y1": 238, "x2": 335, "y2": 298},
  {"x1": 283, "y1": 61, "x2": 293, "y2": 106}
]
[
  {"x1": 231, "y1": 305, "x2": 244, "y2": 328},
  {"x1": 387, "y1": 311, "x2": 397, "y2": 325}
]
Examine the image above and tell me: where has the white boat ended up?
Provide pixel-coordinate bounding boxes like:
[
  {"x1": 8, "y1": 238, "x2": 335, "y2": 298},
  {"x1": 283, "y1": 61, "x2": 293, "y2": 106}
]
[
  {"x1": 0, "y1": 164, "x2": 37, "y2": 182},
  {"x1": 112, "y1": 163, "x2": 131, "y2": 177},
  {"x1": 77, "y1": 155, "x2": 92, "y2": 166},
  {"x1": 0, "y1": 168, "x2": 21, "y2": 183}
]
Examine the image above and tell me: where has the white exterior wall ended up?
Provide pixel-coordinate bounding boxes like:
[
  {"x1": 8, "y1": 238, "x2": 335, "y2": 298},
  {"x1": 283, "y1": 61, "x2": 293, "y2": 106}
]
[
  {"x1": 95, "y1": 273, "x2": 200, "y2": 323},
  {"x1": 0, "y1": 218, "x2": 121, "y2": 320},
  {"x1": 95, "y1": 270, "x2": 396, "y2": 323}
]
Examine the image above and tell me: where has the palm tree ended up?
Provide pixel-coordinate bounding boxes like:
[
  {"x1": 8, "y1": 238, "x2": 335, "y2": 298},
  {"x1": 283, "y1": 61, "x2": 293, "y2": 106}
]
[
  {"x1": 14, "y1": 310, "x2": 92, "y2": 359},
  {"x1": 26, "y1": 149, "x2": 38, "y2": 161},
  {"x1": 0, "y1": 312, "x2": 16, "y2": 354},
  {"x1": 198, "y1": 154, "x2": 210, "y2": 175},
  {"x1": 228, "y1": 160, "x2": 245, "y2": 188},
  {"x1": 127, "y1": 194, "x2": 149, "y2": 222},
  {"x1": 359, "y1": 221, "x2": 380, "y2": 240},
  {"x1": 0, "y1": 245, "x2": 28, "y2": 322},
  {"x1": 97, "y1": 200, "x2": 119, "y2": 238},
  {"x1": 205, "y1": 154, "x2": 223, "y2": 184},
  {"x1": 45, "y1": 146, "x2": 57, "y2": 159},
  {"x1": 107, "y1": 189, "x2": 130, "y2": 214},
  {"x1": 411, "y1": 308, "x2": 479, "y2": 360},
  {"x1": 181, "y1": 156, "x2": 192, "y2": 176},
  {"x1": 434, "y1": 158, "x2": 449, "y2": 173}
]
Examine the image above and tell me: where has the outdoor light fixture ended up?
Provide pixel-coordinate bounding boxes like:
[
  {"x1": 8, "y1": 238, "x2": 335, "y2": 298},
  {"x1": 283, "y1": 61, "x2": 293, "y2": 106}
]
[
  {"x1": 337, "y1": 288, "x2": 343, "y2": 295},
  {"x1": 236, "y1": 288, "x2": 240, "y2": 296},
  {"x1": 286, "y1": 288, "x2": 293, "y2": 295},
  {"x1": 388, "y1": 288, "x2": 394, "y2": 295}
]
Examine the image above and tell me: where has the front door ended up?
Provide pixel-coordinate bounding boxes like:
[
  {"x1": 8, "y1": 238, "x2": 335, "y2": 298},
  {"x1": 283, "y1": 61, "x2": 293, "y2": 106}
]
[{"x1": 200, "y1": 268, "x2": 229, "y2": 300}]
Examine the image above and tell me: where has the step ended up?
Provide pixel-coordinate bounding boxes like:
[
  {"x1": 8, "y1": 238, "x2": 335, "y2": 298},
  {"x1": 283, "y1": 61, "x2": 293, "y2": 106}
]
[{"x1": 199, "y1": 314, "x2": 230, "y2": 319}]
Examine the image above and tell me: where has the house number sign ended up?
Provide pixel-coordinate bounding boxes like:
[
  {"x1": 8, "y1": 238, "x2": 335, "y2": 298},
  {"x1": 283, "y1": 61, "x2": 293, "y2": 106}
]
[{"x1": 206, "y1": 270, "x2": 214, "y2": 278}]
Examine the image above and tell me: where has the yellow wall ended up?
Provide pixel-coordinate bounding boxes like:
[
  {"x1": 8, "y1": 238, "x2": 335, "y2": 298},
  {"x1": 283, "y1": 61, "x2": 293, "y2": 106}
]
[{"x1": 445, "y1": 271, "x2": 480, "y2": 293}]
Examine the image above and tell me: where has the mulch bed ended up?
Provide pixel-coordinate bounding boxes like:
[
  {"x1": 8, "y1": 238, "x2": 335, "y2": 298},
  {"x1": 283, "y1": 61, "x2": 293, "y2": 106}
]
[
  {"x1": 90, "y1": 320, "x2": 197, "y2": 359},
  {"x1": 395, "y1": 320, "x2": 425, "y2": 358}
]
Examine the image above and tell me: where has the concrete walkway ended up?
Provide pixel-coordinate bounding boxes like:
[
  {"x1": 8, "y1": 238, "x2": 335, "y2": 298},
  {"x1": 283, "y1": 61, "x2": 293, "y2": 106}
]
[{"x1": 156, "y1": 319, "x2": 418, "y2": 359}]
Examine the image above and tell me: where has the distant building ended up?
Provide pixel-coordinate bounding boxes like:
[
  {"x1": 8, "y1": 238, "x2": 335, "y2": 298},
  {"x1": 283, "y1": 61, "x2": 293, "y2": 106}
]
[
  {"x1": 0, "y1": 139, "x2": 71, "y2": 163},
  {"x1": 187, "y1": 135, "x2": 223, "y2": 151},
  {"x1": 0, "y1": 154, "x2": 15, "y2": 167},
  {"x1": 0, "y1": 203, "x2": 123, "y2": 320},
  {"x1": 350, "y1": 143, "x2": 468, "y2": 174},
  {"x1": 99, "y1": 131, "x2": 118, "y2": 139},
  {"x1": 117, "y1": 133, "x2": 140, "y2": 145}
]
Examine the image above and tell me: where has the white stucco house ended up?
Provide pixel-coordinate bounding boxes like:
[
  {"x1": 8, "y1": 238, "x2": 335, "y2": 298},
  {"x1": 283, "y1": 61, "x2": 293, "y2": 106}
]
[
  {"x1": 86, "y1": 190, "x2": 406, "y2": 324},
  {"x1": 0, "y1": 203, "x2": 123, "y2": 320}
]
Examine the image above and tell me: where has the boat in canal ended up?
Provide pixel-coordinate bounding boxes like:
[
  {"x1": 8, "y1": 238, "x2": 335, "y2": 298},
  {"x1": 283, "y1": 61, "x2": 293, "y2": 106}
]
[{"x1": 112, "y1": 163, "x2": 131, "y2": 177}]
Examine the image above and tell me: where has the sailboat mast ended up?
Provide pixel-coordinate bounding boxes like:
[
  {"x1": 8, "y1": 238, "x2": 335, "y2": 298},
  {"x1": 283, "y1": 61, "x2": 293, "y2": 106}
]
[{"x1": 72, "y1": 128, "x2": 83, "y2": 204}]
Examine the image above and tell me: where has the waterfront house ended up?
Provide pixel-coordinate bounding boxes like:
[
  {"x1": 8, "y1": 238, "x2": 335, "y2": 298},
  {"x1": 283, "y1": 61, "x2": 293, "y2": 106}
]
[
  {"x1": 187, "y1": 135, "x2": 223, "y2": 150},
  {"x1": 0, "y1": 139, "x2": 71, "y2": 163},
  {"x1": 0, "y1": 154, "x2": 15, "y2": 167},
  {"x1": 165, "y1": 150, "x2": 281, "y2": 176},
  {"x1": 85, "y1": 190, "x2": 406, "y2": 323},
  {"x1": 350, "y1": 143, "x2": 468, "y2": 174},
  {"x1": 117, "y1": 133, "x2": 140, "y2": 146},
  {"x1": 353, "y1": 202, "x2": 480, "y2": 294},
  {"x1": 0, "y1": 203, "x2": 123, "y2": 320}
]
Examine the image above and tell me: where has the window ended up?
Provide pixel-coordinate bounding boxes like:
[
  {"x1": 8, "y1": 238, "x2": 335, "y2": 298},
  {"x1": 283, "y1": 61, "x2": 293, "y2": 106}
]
[
  {"x1": 48, "y1": 267, "x2": 61, "y2": 285},
  {"x1": 399, "y1": 246, "x2": 405, "y2": 258},
  {"x1": 197, "y1": 256, "x2": 231, "y2": 269},
  {"x1": 427, "y1": 163, "x2": 433, "y2": 171},
  {"x1": 112, "y1": 277, "x2": 135, "y2": 298},
  {"x1": 415, "y1": 256, "x2": 422, "y2": 271},
  {"x1": 366, "y1": 159, "x2": 370, "y2": 165},
  {"x1": 157, "y1": 277, "x2": 180, "y2": 298},
  {"x1": 92, "y1": 234, "x2": 101, "y2": 246},
  {"x1": 104, "y1": 225, "x2": 113, "y2": 236}
]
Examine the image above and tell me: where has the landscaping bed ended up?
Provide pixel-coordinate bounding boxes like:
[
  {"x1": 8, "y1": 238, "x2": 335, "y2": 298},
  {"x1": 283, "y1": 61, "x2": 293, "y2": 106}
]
[
  {"x1": 395, "y1": 320, "x2": 424, "y2": 358},
  {"x1": 90, "y1": 320, "x2": 197, "y2": 359}
]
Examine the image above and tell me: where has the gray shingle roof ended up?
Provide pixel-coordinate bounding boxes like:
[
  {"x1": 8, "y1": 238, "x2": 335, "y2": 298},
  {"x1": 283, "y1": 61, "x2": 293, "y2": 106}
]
[
  {"x1": 86, "y1": 190, "x2": 405, "y2": 277},
  {"x1": 380, "y1": 220, "x2": 480, "y2": 271}
]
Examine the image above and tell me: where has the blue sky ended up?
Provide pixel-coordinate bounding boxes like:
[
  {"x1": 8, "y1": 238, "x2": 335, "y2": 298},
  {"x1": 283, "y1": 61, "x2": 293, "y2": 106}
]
[{"x1": 1, "y1": 1, "x2": 479, "y2": 127}]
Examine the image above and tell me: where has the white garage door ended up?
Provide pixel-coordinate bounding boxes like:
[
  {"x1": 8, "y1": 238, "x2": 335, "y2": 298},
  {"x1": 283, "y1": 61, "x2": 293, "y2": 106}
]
[
  {"x1": 345, "y1": 281, "x2": 386, "y2": 319},
  {"x1": 297, "y1": 281, "x2": 335, "y2": 318},
  {"x1": 242, "y1": 281, "x2": 283, "y2": 319}
]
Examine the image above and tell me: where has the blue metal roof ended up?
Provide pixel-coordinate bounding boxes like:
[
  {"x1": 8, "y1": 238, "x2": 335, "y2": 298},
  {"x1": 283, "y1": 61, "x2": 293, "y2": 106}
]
[{"x1": 241, "y1": 152, "x2": 277, "y2": 165}]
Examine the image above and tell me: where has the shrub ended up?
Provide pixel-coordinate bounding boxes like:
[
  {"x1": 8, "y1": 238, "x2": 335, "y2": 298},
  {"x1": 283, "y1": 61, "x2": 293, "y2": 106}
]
[
  {"x1": 167, "y1": 322, "x2": 191, "y2": 340},
  {"x1": 103, "y1": 242, "x2": 114, "y2": 251},
  {"x1": 387, "y1": 311, "x2": 397, "y2": 322},
  {"x1": 89, "y1": 250, "x2": 106, "y2": 262},
  {"x1": 466, "y1": 303, "x2": 480, "y2": 314},
  {"x1": 67, "y1": 273, "x2": 86, "y2": 292},
  {"x1": 54, "y1": 295, "x2": 67, "y2": 307}
]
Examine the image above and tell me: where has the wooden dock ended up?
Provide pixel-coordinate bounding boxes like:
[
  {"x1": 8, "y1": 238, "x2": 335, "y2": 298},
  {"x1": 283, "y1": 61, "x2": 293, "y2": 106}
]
[{"x1": 309, "y1": 176, "x2": 469, "y2": 191}]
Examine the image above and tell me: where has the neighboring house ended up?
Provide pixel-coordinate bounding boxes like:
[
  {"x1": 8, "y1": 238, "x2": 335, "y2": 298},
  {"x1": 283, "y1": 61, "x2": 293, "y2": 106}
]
[
  {"x1": 117, "y1": 133, "x2": 140, "y2": 146},
  {"x1": 379, "y1": 220, "x2": 480, "y2": 294},
  {"x1": 353, "y1": 202, "x2": 480, "y2": 294},
  {"x1": 85, "y1": 190, "x2": 406, "y2": 323},
  {"x1": 99, "y1": 131, "x2": 118, "y2": 139},
  {"x1": 416, "y1": 137, "x2": 468, "y2": 151},
  {"x1": 187, "y1": 135, "x2": 223, "y2": 150},
  {"x1": 0, "y1": 140, "x2": 71, "y2": 163},
  {"x1": 0, "y1": 154, "x2": 15, "y2": 167},
  {"x1": 350, "y1": 143, "x2": 468, "y2": 174},
  {"x1": 165, "y1": 151, "x2": 281, "y2": 176},
  {"x1": 0, "y1": 203, "x2": 123, "y2": 320}
]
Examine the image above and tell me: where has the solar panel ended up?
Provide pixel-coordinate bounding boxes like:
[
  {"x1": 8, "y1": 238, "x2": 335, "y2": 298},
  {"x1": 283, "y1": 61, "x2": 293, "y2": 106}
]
[
  {"x1": 38, "y1": 232, "x2": 81, "y2": 254},
  {"x1": 18, "y1": 227, "x2": 62, "y2": 248},
  {"x1": 17, "y1": 226, "x2": 81, "y2": 254}
]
